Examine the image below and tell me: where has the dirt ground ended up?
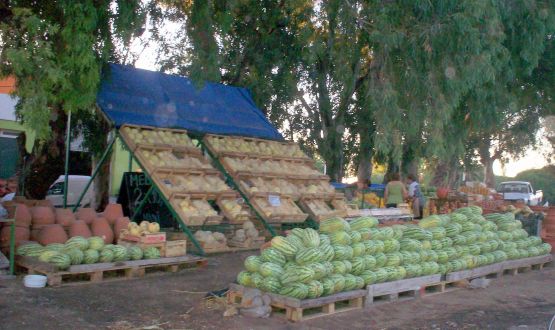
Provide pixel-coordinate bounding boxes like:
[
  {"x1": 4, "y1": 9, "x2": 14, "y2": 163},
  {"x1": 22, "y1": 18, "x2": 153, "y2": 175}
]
[{"x1": 1, "y1": 251, "x2": 554, "y2": 330}]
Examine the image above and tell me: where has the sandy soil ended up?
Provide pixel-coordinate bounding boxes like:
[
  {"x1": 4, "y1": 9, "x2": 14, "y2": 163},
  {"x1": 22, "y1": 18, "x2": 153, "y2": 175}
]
[{"x1": 1, "y1": 251, "x2": 554, "y2": 330}]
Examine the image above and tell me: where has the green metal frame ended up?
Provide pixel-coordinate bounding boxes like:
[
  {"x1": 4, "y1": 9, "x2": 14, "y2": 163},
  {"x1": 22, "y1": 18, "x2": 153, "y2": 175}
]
[
  {"x1": 198, "y1": 137, "x2": 278, "y2": 237},
  {"x1": 116, "y1": 131, "x2": 205, "y2": 255}
]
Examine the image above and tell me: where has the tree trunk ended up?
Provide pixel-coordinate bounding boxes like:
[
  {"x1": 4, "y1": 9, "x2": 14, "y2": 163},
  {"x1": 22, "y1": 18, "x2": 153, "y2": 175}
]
[
  {"x1": 383, "y1": 154, "x2": 400, "y2": 184},
  {"x1": 478, "y1": 139, "x2": 496, "y2": 188},
  {"x1": 92, "y1": 120, "x2": 112, "y2": 211},
  {"x1": 321, "y1": 128, "x2": 344, "y2": 182},
  {"x1": 401, "y1": 142, "x2": 418, "y2": 177},
  {"x1": 23, "y1": 109, "x2": 67, "y2": 199},
  {"x1": 356, "y1": 129, "x2": 373, "y2": 184}
]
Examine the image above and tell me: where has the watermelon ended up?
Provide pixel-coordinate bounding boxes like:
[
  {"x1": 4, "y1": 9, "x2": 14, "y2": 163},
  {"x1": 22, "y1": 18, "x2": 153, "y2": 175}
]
[
  {"x1": 310, "y1": 263, "x2": 329, "y2": 280},
  {"x1": 374, "y1": 253, "x2": 387, "y2": 267},
  {"x1": 404, "y1": 264, "x2": 422, "y2": 278},
  {"x1": 280, "y1": 266, "x2": 315, "y2": 284},
  {"x1": 333, "y1": 245, "x2": 353, "y2": 260},
  {"x1": 444, "y1": 223, "x2": 463, "y2": 237},
  {"x1": 430, "y1": 240, "x2": 443, "y2": 250},
  {"x1": 364, "y1": 255, "x2": 377, "y2": 270},
  {"x1": 287, "y1": 235, "x2": 306, "y2": 250},
  {"x1": 429, "y1": 227, "x2": 446, "y2": 240},
  {"x1": 403, "y1": 227, "x2": 430, "y2": 240},
  {"x1": 419, "y1": 215, "x2": 442, "y2": 228},
  {"x1": 319, "y1": 217, "x2": 350, "y2": 234},
  {"x1": 518, "y1": 249, "x2": 530, "y2": 259},
  {"x1": 332, "y1": 260, "x2": 347, "y2": 274},
  {"x1": 382, "y1": 267, "x2": 399, "y2": 281},
  {"x1": 352, "y1": 242, "x2": 366, "y2": 257},
  {"x1": 50, "y1": 253, "x2": 71, "y2": 270},
  {"x1": 271, "y1": 236, "x2": 298, "y2": 258},
  {"x1": 280, "y1": 283, "x2": 309, "y2": 299},
  {"x1": 321, "y1": 277, "x2": 336, "y2": 296},
  {"x1": 436, "y1": 251, "x2": 449, "y2": 263},
  {"x1": 350, "y1": 257, "x2": 366, "y2": 275},
  {"x1": 237, "y1": 271, "x2": 254, "y2": 287},
  {"x1": 301, "y1": 228, "x2": 321, "y2": 248},
  {"x1": 374, "y1": 268, "x2": 388, "y2": 283},
  {"x1": 306, "y1": 280, "x2": 324, "y2": 298},
  {"x1": 461, "y1": 231, "x2": 480, "y2": 242},
  {"x1": 259, "y1": 262, "x2": 284, "y2": 278},
  {"x1": 321, "y1": 244, "x2": 336, "y2": 261},
  {"x1": 259, "y1": 277, "x2": 282, "y2": 293},
  {"x1": 319, "y1": 234, "x2": 331, "y2": 245},
  {"x1": 88, "y1": 237, "x2": 105, "y2": 251},
  {"x1": 329, "y1": 274, "x2": 346, "y2": 292},
  {"x1": 443, "y1": 247, "x2": 458, "y2": 260},
  {"x1": 16, "y1": 243, "x2": 43, "y2": 256},
  {"x1": 358, "y1": 228, "x2": 372, "y2": 240},
  {"x1": 349, "y1": 231, "x2": 362, "y2": 243},
  {"x1": 383, "y1": 239, "x2": 400, "y2": 252},
  {"x1": 440, "y1": 237, "x2": 453, "y2": 248},
  {"x1": 65, "y1": 248, "x2": 84, "y2": 265},
  {"x1": 385, "y1": 252, "x2": 402, "y2": 266},
  {"x1": 128, "y1": 246, "x2": 143, "y2": 260},
  {"x1": 369, "y1": 228, "x2": 385, "y2": 240},
  {"x1": 290, "y1": 228, "x2": 305, "y2": 240},
  {"x1": 65, "y1": 236, "x2": 89, "y2": 251},
  {"x1": 99, "y1": 249, "x2": 114, "y2": 262},
  {"x1": 540, "y1": 242, "x2": 552, "y2": 254},
  {"x1": 83, "y1": 249, "x2": 99, "y2": 264},
  {"x1": 379, "y1": 227, "x2": 395, "y2": 240},
  {"x1": 399, "y1": 238, "x2": 422, "y2": 251},
  {"x1": 363, "y1": 240, "x2": 384, "y2": 254},
  {"x1": 467, "y1": 244, "x2": 481, "y2": 255},
  {"x1": 450, "y1": 212, "x2": 467, "y2": 223},
  {"x1": 39, "y1": 250, "x2": 59, "y2": 263},
  {"x1": 261, "y1": 247, "x2": 286, "y2": 266},
  {"x1": 322, "y1": 261, "x2": 334, "y2": 275},
  {"x1": 528, "y1": 246, "x2": 541, "y2": 256},
  {"x1": 343, "y1": 274, "x2": 358, "y2": 291},
  {"x1": 392, "y1": 226, "x2": 404, "y2": 240},
  {"x1": 426, "y1": 250, "x2": 438, "y2": 263},
  {"x1": 452, "y1": 235, "x2": 467, "y2": 246},
  {"x1": 360, "y1": 270, "x2": 377, "y2": 285},
  {"x1": 350, "y1": 216, "x2": 379, "y2": 230},
  {"x1": 143, "y1": 246, "x2": 160, "y2": 259},
  {"x1": 296, "y1": 248, "x2": 323, "y2": 265},
  {"x1": 112, "y1": 245, "x2": 129, "y2": 261},
  {"x1": 251, "y1": 273, "x2": 264, "y2": 288},
  {"x1": 329, "y1": 231, "x2": 352, "y2": 246},
  {"x1": 354, "y1": 276, "x2": 365, "y2": 289},
  {"x1": 46, "y1": 243, "x2": 65, "y2": 252}
]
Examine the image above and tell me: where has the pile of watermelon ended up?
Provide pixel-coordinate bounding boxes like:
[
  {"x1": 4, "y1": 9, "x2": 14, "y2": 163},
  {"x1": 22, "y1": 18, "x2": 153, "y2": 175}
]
[
  {"x1": 16, "y1": 236, "x2": 161, "y2": 270},
  {"x1": 236, "y1": 206, "x2": 552, "y2": 299}
]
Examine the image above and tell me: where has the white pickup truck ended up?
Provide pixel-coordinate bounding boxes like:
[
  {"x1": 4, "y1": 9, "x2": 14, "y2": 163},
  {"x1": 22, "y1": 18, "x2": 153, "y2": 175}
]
[{"x1": 496, "y1": 181, "x2": 543, "y2": 206}]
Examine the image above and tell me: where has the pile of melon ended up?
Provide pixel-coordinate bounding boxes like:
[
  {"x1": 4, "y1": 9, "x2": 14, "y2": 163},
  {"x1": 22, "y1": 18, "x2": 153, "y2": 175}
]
[
  {"x1": 236, "y1": 206, "x2": 552, "y2": 299},
  {"x1": 16, "y1": 236, "x2": 161, "y2": 270}
]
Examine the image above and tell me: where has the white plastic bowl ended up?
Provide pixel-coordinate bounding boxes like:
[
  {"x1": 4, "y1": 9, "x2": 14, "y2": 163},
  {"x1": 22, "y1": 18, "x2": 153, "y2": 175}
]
[{"x1": 23, "y1": 275, "x2": 47, "y2": 288}]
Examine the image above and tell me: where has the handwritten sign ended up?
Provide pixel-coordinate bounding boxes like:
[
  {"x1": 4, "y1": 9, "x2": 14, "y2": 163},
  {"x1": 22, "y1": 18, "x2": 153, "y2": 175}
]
[{"x1": 268, "y1": 195, "x2": 281, "y2": 207}]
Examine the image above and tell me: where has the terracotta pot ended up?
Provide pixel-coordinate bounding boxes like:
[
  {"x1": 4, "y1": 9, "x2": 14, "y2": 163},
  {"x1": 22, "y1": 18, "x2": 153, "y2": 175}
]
[
  {"x1": 37, "y1": 224, "x2": 68, "y2": 245},
  {"x1": 55, "y1": 208, "x2": 76, "y2": 227},
  {"x1": 75, "y1": 208, "x2": 97, "y2": 224},
  {"x1": 30, "y1": 206, "x2": 55, "y2": 225},
  {"x1": 436, "y1": 187, "x2": 450, "y2": 199},
  {"x1": 114, "y1": 217, "x2": 130, "y2": 240},
  {"x1": 69, "y1": 220, "x2": 92, "y2": 238},
  {"x1": 103, "y1": 204, "x2": 124, "y2": 225},
  {"x1": 91, "y1": 217, "x2": 114, "y2": 244},
  {"x1": 0, "y1": 226, "x2": 30, "y2": 247},
  {"x1": 13, "y1": 204, "x2": 32, "y2": 227},
  {"x1": 30, "y1": 227, "x2": 42, "y2": 241}
]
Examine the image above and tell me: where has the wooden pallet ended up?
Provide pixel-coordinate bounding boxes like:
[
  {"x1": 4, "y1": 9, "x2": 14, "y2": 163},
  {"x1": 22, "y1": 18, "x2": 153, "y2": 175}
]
[
  {"x1": 228, "y1": 283, "x2": 365, "y2": 322},
  {"x1": 366, "y1": 274, "x2": 441, "y2": 305},
  {"x1": 445, "y1": 263, "x2": 505, "y2": 282},
  {"x1": 501, "y1": 254, "x2": 552, "y2": 275},
  {"x1": 16, "y1": 255, "x2": 207, "y2": 287},
  {"x1": 421, "y1": 279, "x2": 470, "y2": 296}
]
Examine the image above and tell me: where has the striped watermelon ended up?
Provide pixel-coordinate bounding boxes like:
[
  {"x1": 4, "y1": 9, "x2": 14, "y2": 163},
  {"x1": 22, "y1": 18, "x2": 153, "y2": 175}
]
[
  {"x1": 358, "y1": 228, "x2": 372, "y2": 240},
  {"x1": 360, "y1": 270, "x2": 377, "y2": 285},
  {"x1": 251, "y1": 273, "x2": 264, "y2": 288},
  {"x1": 343, "y1": 274, "x2": 358, "y2": 291},
  {"x1": 369, "y1": 228, "x2": 385, "y2": 240},
  {"x1": 271, "y1": 236, "x2": 298, "y2": 258},
  {"x1": 259, "y1": 276, "x2": 282, "y2": 293},
  {"x1": 363, "y1": 255, "x2": 377, "y2": 270},
  {"x1": 306, "y1": 280, "x2": 324, "y2": 298},
  {"x1": 350, "y1": 257, "x2": 366, "y2": 275},
  {"x1": 319, "y1": 217, "x2": 350, "y2": 234},
  {"x1": 321, "y1": 277, "x2": 336, "y2": 296},
  {"x1": 385, "y1": 252, "x2": 402, "y2": 266},
  {"x1": 374, "y1": 268, "x2": 388, "y2": 283},
  {"x1": 399, "y1": 238, "x2": 422, "y2": 251},
  {"x1": 259, "y1": 262, "x2": 284, "y2": 278},
  {"x1": 429, "y1": 227, "x2": 446, "y2": 240},
  {"x1": 350, "y1": 216, "x2": 379, "y2": 230},
  {"x1": 379, "y1": 227, "x2": 395, "y2": 240},
  {"x1": 261, "y1": 247, "x2": 286, "y2": 266},
  {"x1": 329, "y1": 274, "x2": 346, "y2": 292},
  {"x1": 319, "y1": 234, "x2": 331, "y2": 245},
  {"x1": 329, "y1": 231, "x2": 352, "y2": 246},
  {"x1": 333, "y1": 245, "x2": 353, "y2": 260},
  {"x1": 349, "y1": 231, "x2": 362, "y2": 243},
  {"x1": 404, "y1": 264, "x2": 422, "y2": 278},
  {"x1": 310, "y1": 262, "x2": 329, "y2": 280},
  {"x1": 237, "y1": 271, "x2": 254, "y2": 287},
  {"x1": 352, "y1": 242, "x2": 366, "y2": 257},
  {"x1": 374, "y1": 253, "x2": 387, "y2": 267},
  {"x1": 296, "y1": 248, "x2": 323, "y2": 265},
  {"x1": 332, "y1": 260, "x2": 348, "y2": 274},
  {"x1": 444, "y1": 223, "x2": 463, "y2": 237},
  {"x1": 279, "y1": 283, "x2": 309, "y2": 299},
  {"x1": 287, "y1": 234, "x2": 306, "y2": 250},
  {"x1": 301, "y1": 228, "x2": 321, "y2": 248},
  {"x1": 383, "y1": 239, "x2": 400, "y2": 252},
  {"x1": 321, "y1": 244, "x2": 335, "y2": 261},
  {"x1": 280, "y1": 266, "x2": 315, "y2": 284}
]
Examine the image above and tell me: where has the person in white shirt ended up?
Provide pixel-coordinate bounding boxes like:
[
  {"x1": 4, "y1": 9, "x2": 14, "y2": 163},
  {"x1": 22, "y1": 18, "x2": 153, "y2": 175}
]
[{"x1": 407, "y1": 174, "x2": 424, "y2": 219}]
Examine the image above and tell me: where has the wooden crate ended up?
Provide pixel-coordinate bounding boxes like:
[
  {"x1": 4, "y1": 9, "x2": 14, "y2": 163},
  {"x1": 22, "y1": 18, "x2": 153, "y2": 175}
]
[
  {"x1": 298, "y1": 198, "x2": 346, "y2": 222},
  {"x1": 501, "y1": 254, "x2": 552, "y2": 275},
  {"x1": 153, "y1": 169, "x2": 232, "y2": 198},
  {"x1": 203, "y1": 134, "x2": 308, "y2": 160},
  {"x1": 169, "y1": 194, "x2": 224, "y2": 227},
  {"x1": 216, "y1": 194, "x2": 254, "y2": 224},
  {"x1": 164, "y1": 240, "x2": 187, "y2": 257},
  {"x1": 366, "y1": 274, "x2": 442, "y2": 305},
  {"x1": 228, "y1": 283, "x2": 365, "y2": 322},
  {"x1": 227, "y1": 237, "x2": 265, "y2": 249},
  {"x1": 16, "y1": 255, "x2": 207, "y2": 287},
  {"x1": 120, "y1": 124, "x2": 200, "y2": 154},
  {"x1": 250, "y1": 197, "x2": 308, "y2": 223},
  {"x1": 120, "y1": 232, "x2": 166, "y2": 244},
  {"x1": 117, "y1": 239, "x2": 166, "y2": 256}
]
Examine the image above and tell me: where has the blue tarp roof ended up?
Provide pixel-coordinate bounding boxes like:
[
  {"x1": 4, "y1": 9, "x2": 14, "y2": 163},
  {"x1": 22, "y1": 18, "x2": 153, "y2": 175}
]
[{"x1": 97, "y1": 64, "x2": 283, "y2": 140}]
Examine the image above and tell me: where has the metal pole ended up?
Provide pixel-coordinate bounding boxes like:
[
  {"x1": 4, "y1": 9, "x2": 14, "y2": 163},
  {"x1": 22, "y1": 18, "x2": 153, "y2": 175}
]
[
  {"x1": 72, "y1": 136, "x2": 116, "y2": 212},
  {"x1": 63, "y1": 111, "x2": 72, "y2": 208},
  {"x1": 128, "y1": 148, "x2": 133, "y2": 172}
]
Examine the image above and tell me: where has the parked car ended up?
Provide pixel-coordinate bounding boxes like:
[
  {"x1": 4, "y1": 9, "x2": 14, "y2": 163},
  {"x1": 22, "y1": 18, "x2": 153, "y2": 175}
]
[
  {"x1": 496, "y1": 181, "x2": 543, "y2": 206},
  {"x1": 45, "y1": 175, "x2": 95, "y2": 207}
]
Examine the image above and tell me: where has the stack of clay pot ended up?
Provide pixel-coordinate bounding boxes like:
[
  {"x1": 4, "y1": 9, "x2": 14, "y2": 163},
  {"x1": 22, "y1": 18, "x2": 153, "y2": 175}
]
[{"x1": 0, "y1": 203, "x2": 32, "y2": 253}]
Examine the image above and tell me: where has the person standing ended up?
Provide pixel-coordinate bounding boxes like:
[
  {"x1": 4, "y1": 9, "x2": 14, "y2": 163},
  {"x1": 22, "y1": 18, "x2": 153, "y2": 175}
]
[
  {"x1": 384, "y1": 173, "x2": 407, "y2": 208},
  {"x1": 407, "y1": 174, "x2": 425, "y2": 219}
]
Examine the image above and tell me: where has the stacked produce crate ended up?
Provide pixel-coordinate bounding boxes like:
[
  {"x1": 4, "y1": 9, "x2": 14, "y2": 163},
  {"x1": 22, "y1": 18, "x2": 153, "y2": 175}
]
[
  {"x1": 120, "y1": 125, "x2": 255, "y2": 229},
  {"x1": 203, "y1": 134, "x2": 348, "y2": 223}
]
